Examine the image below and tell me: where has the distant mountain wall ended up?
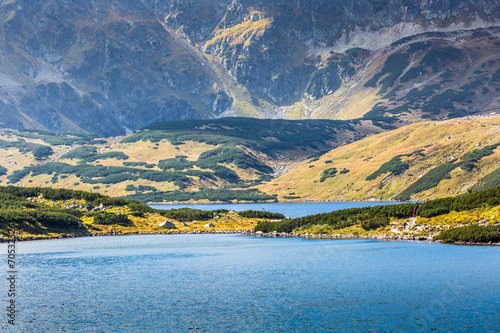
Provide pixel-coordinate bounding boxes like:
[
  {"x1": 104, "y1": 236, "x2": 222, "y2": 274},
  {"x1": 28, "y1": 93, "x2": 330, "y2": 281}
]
[{"x1": 0, "y1": 0, "x2": 499, "y2": 135}]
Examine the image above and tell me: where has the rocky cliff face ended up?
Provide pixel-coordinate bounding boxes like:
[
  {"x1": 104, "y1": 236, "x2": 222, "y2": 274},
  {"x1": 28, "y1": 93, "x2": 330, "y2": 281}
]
[
  {"x1": 0, "y1": 0, "x2": 500, "y2": 135},
  {"x1": 0, "y1": 0, "x2": 231, "y2": 135}
]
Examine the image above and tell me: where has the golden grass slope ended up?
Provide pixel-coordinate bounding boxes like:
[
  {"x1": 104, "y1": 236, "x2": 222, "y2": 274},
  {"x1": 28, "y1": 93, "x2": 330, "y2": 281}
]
[
  {"x1": 259, "y1": 115, "x2": 500, "y2": 201},
  {"x1": 0, "y1": 131, "x2": 262, "y2": 198}
]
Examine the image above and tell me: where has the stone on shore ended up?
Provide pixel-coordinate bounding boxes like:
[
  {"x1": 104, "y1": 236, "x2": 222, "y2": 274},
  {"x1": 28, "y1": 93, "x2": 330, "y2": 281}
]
[
  {"x1": 159, "y1": 221, "x2": 177, "y2": 229},
  {"x1": 204, "y1": 223, "x2": 215, "y2": 228}
]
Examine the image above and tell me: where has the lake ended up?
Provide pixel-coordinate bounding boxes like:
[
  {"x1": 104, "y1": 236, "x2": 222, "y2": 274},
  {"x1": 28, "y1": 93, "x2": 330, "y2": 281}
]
[
  {"x1": 150, "y1": 201, "x2": 407, "y2": 218},
  {"x1": 3, "y1": 235, "x2": 499, "y2": 332}
]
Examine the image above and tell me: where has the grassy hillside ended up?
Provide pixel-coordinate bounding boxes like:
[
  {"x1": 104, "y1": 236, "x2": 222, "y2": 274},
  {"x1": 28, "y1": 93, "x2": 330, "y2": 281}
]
[
  {"x1": 0, "y1": 186, "x2": 283, "y2": 240},
  {"x1": 260, "y1": 115, "x2": 500, "y2": 201},
  {"x1": 255, "y1": 184, "x2": 500, "y2": 244},
  {"x1": 0, "y1": 118, "x2": 374, "y2": 203}
]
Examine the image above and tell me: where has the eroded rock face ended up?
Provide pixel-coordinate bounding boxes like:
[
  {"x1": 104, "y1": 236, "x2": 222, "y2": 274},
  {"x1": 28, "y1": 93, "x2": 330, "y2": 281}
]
[
  {"x1": 0, "y1": 0, "x2": 499, "y2": 135},
  {"x1": 0, "y1": 0, "x2": 231, "y2": 135}
]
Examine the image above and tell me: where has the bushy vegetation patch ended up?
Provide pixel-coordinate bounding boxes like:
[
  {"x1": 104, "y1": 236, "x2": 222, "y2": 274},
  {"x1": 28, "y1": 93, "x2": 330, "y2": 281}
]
[
  {"x1": 396, "y1": 162, "x2": 458, "y2": 200},
  {"x1": 360, "y1": 216, "x2": 390, "y2": 230},
  {"x1": 434, "y1": 226, "x2": 500, "y2": 243},
  {"x1": 460, "y1": 144, "x2": 499, "y2": 172},
  {"x1": 61, "y1": 146, "x2": 128, "y2": 162},
  {"x1": 0, "y1": 210, "x2": 80, "y2": 229},
  {"x1": 320, "y1": 167, "x2": 338, "y2": 182},
  {"x1": 421, "y1": 47, "x2": 462, "y2": 71},
  {"x1": 158, "y1": 157, "x2": 194, "y2": 171},
  {"x1": 123, "y1": 162, "x2": 147, "y2": 167},
  {"x1": 364, "y1": 52, "x2": 410, "y2": 94},
  {"x1": 93, "y1": 212, "x2": 131, "y2": 226},
  {"x1": 473, "y1": 167, "x2": 500, "y2": 192},
  {"x1": 125, "y1": 185, "x2": 158, "y2": 192},
  {"x1": 237, "y1": 210, "x2": 285, "y2": 219},
  {"x1": 123, "y1": 118, "x2": 351, "y2": 157},
  {"x1": 62, "y1": 146, "x2": 98, "y2": 160},
  {"x1": 159, "y1": 208, "x2": 228, "y2": 222},
  {"x1": 366, "y1": 156, "x2": 409, "y2": 181},
  {"x1": 123, "y1": 188, "x2": 277, "y2": 203},
  {"x1": 0, "y1": 139, "x2": 54, "y2": 160}
]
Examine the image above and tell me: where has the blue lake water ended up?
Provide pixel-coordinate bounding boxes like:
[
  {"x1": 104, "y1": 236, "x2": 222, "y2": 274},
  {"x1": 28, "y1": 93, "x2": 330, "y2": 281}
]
[
  {"x1": 2, "y1": 235, "x2": 499, "y2": 332},
  {"x1": 150, "y1": 201, "x2": 406, "y2": 218}
]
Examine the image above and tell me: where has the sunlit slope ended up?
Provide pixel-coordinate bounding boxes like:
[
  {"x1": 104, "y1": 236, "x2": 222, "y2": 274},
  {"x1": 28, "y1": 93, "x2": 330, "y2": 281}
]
[
  {"x1": 0, "y1": 118, "x2": 374, "y2": 203},
  {"x1": 260, "y1": 115, "x2": 500, "y2": 201}
]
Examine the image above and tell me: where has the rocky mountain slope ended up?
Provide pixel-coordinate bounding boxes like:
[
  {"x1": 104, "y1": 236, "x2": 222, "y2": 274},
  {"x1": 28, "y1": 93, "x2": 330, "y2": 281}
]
[{"x1": 1, "y1": 0, "x2": 500, "y2": 135}]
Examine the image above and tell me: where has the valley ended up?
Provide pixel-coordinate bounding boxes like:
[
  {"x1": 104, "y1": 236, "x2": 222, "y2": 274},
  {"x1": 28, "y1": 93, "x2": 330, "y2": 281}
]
[{"x1": 0, "y1": 115, "x2": 499, "y2": 204}]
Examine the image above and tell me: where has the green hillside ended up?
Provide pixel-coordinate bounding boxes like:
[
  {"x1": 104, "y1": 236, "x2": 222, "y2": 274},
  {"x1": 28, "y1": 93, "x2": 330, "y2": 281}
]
[{"x1": 260, "y1": 115, "x2": 500, "y2": 201}]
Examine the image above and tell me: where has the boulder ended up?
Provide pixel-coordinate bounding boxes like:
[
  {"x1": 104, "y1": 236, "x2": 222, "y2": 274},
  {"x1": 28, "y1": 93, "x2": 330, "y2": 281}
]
[
  {"x1": 159, "y1": 221, "x2": 177, "y2": 229},
  {"x1": 204, "y1": 223, "x2": 215, "y2": 228}
]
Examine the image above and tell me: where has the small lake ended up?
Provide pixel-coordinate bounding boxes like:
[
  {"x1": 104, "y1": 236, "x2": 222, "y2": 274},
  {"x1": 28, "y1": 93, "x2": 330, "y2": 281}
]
[
  {"x1": 150, "y1": 201, "x2": 407, "y2": 218},
  {"x1": 3, "y1": 235, "x2": 499, "y2": 332}
]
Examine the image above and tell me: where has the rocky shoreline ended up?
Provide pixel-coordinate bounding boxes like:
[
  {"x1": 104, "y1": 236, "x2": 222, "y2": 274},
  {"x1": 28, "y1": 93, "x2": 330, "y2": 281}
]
[
  {"x1": 254, "y1": 231, "x2": 500, "y2": 246},
  {"x1": 2, "y1": 230, "x2": 499, "y2": 246}
]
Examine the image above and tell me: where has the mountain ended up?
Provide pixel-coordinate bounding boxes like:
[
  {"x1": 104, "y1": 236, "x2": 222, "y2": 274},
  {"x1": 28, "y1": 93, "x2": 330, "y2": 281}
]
[
  {"x1": 1, "y1": 0, "x2": 500, "y2": 135},
  {"x1": 259, "y1": 114, "x2": 500, "y2": 201}
]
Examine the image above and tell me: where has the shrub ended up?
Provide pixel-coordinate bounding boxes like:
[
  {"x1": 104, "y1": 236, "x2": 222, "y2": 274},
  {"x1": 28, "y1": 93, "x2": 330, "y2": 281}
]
[
  {"x1": 237, "y1": 210, "x2": 285, "y2": 219},
  {"x1": 93, "y1": 212, "x2": 131, "y2": 225},
  {"x1": 320, "y1": 167, "x2": 338, "y2": 182},
  {"x1": 360, "y1": 216, "x2": 390, "y2": 230},
  {"x1": 434, "y1": 226, "x2": 500, "y2": 243},
  {"x1": 366, "y1": 156, "x2": 409, "y2": 181}
]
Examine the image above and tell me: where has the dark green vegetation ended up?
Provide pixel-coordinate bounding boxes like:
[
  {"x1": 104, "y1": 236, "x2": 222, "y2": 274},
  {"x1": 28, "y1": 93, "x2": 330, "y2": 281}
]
[
  {"x1": 7, "y1": 162, "x2": 217, "y2": 187},
  {"x1": 62, "y1": 146, "x2": 129, "y2": 162},
  {"x1": 434, "y1": 226, "x2": 500, "y2": 243},
  {"x1": 237, "y1": 210, "x2": 285, "y2": 219},
  {"x1": 360, "y1": 216, "x2": 390, "y2": 231},
  {"x1": 0, "y1": 185, "x2": 156, "y2": 236},
  {"x1": 396, "y1": 162, "x2": 458, "y2": 200},
  {"x1": 159, "y1": 208, "x2": 228, "y2": 222},
  {"x1": 6, "y1": 130, "x2": 104, "y2": 146},
  {"x1": 125, "y1": 185, "x2": 158, "y2": 192},
  {"x1": 366, "y1": 156, "x2": 409, "y2": 181},
  {"x1": 473, "y1": 167, "x2": 500, "y2": 192},
  {"x1": 0, "y1": 138, "x2": 54, "y2": 161},
  {"x1": 124, "y1": 118, "x2": 354, "y2": 157},
  {"x1": 93, "y1": 212, "x2": 131, "y2": 226},
  {"x1": 364, "y1": 53, "x2": 409, "y2": 94},
  {"x1": 320, "y1": 168, "x2": 338, "y2": 182},
  {"x1": 123, "y1": 188, "x2": 277, "y2": 203},
  {"x1": 460, "y1": 144, "x2": 499, "y2": 172},
  {"x1": 255, "y1": 184, "x2": 500, "y2": 242}
]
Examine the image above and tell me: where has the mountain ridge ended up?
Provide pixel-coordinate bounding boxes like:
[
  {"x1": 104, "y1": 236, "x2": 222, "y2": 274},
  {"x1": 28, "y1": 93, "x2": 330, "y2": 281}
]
[{"x1": 1, "y1": 0, "x2": 500, "y2": 135}]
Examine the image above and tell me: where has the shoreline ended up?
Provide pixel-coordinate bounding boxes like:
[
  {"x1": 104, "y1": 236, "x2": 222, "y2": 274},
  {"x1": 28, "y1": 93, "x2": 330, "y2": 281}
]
[
  {"x1": 147, "y1": 199, "x2": 402, "y2": 205},
  {"x1": 2, "y1": 230, "x2": 499, "y2": 246}
]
